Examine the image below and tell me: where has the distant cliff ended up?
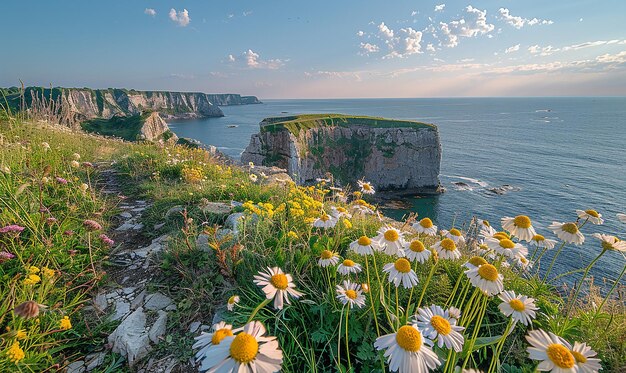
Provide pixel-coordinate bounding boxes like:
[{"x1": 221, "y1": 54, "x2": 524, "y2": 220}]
[
  {"x1": 81, "y1": 112, "x2": 177, "y2": 145},
  {"x1": 241, "y1": 114, "x2": 442, "y2": 192}
]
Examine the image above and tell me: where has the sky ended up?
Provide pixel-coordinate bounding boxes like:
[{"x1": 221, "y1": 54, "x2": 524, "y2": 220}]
[{"x1": 1, "y1": 0, "x2": 625, "y2": 98}]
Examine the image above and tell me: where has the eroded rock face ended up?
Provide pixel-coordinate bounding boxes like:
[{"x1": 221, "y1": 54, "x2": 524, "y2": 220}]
[
  {"x1": 241, "y1": 118, "x2": 442, "y2": 192},
  {"x1": 139, "y1": 112, "x2": 178, "y2": 144}
]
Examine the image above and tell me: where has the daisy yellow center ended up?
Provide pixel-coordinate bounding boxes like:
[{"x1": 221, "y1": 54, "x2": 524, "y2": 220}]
[
  {"x1": 483, "y1": 220, "x2": 491, "y2": 227},
  {"x1": 571, "y1": 350, "x2": 587, "y2": 363},
  {"x1": 270, "y1": 273, "x2": 289, "y2": 290},
  {"x1": 384, "y1": 229, "x2": 399, "y2": 242},
  {"x1": 509, "y1": 299, "x2": 525, "y2": 312},
  {"x1": 337, "y1": 207, "x2": 347, "y2": 213},
  {"x1": 395, "y1": 325, "x2": 422, "y2": 352},
  {"x1": 585, "y1": 209, "x2": 599, "y2": 218},
  {"x1": 601, "y1": 241, "x2": 615, "y2": 251},
  {"x1": 499, "y1": 239, "x2": 515, "y2": 249},
  {"x1": 469, "y1": 256, "x2": 488, "y2": 267},
  {"x1": 546, "y1": 344, "x2": 575, "y2": 368},
  {"x1": 449, "y1": 228, "x2": 461, "y2": 236},
  {"x1": 228, "y1": 296, "x2": 237, "y2": 304},
  {"x1": 514, "y1": 215, "x2": 532, "y2": 229},
  {"x1": 362, "y1": 183, "x2": 372, "y2": 191},
  {"x1": 343, "y1": 259, "x2": 355, "y2": 267},
  {"x1": 211, "y1": 328, "x2": 234, "y2": 345},
  {"x1": 321, "y1": 250, "x2": 334, "y2": 259},
  {"x1": 357, "y1": 236, "x2": 372, "y2": 246},
  {"x1": 420, "y1": 218, "x2": 433, "y2": 228},
  {"x1": 561, "y1": 223, "x2": 579, "y2": 234},
  {"x1": 479, "y1": 244, "x2": 489, "y2": 250},
  {"x1": 477, "y1": 264, "x2": 499, "y2": 281},
  {"x1": 440, "y1": 238, "x2": 456, "y2": 251},
  {"x1": 320, "y1": 214, "x2": 330, "y2": 222},
  {"x1": 394, "y1": 258, "x2": 412, "y2": 273},
  {"x1": 533, "y1": 234, "x2": 545, "y2": 242},
  {"x1": 409, "y1": 240, "x2": 425, "y2": 252},
  {"x1": 229, "y1": 332, "x2": 259, "y2": 364},
  {"x1": 345, "y1": 289, "x2": 358, "y2": 300},
  {"x1": 430, "y1": 315, "x2": 452, "y2": 335}
]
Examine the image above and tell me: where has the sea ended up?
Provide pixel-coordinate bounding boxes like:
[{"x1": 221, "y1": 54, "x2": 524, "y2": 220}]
[{"x1": 168, "y1": 97, "x2": 626, "y2": 287}]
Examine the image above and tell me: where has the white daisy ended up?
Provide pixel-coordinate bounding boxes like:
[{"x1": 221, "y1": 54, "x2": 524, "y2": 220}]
[
  {"x1": 526, "y1": 329, "x2": 577, "y2": 372},
  {"x1": 350, "y1": 235, "x2": 378, "y2": 255},
  {"x1": 318, "y1": 250, "x2": 341, "y2": 267},
  {"x1": 549, "y1": 222, "x2": 585, "y2": 245},
  {"x1": 498, "y1": 291, "x2": 538, "y2": 326},
  {"x1": 197, "y1": 321, "x2": 283, "y2": 373},
  {"x1": 443, "y1": 228, "x2": 466, "y2": 246},
  {"x1": 249, "y1": 174, "x2": 258, "y2": 183},
  {"x1": 617, "y1": 213, "x2": 626, "y2": 224},
  {"x1": 571, "y1": 341, "x2": 602, "y2": 373},
  {"x1": 413, "y1": 218, "x2": 438, "y2": 236},
  {"x1": 463, "y1": 256, "x2": 488, "y2": 271},
  {"x1": 358, "y1": 180, "x2": 375, "y2": 194},
  {"x1": 479, "y1": 225, "x2": 498, "y2": 240},
  {"x1": 514, "y1": 254, "x2": 533, "y2": 271},
  {"x1": 404, "y1": 240, "x2": 431, "y2": 263},
  {"x1": 465, "y1": 264, "x2": 504, "y2": 296},
  {"x1": 383, "y1": 258, "x2": 419, "y2": 289},
  {"x1": 501, "y1": 215, "x2": 537, "y2": 242},
  {"x1": 336, "y1": 280, "x2": 366, "y2": 309},
  {"x1": 448, "y1": 307, "x2": 461, "y2": 323},
  {"x1": 576, "y1": 210, "x2": 604, "y2": 225},
  {"x1": 312, "y1": 213, "x2": 337, "y2": 229},
  {"x1": 414, "y1": 305, "x2": 465, "y2": 352},
  {"x1": 337, "y1": 259, "x2": 362, "y2": 275},
  {"x1": 592, "y1": 233, "x2": 626, "y2": 252},
  {"x1": 331, "y1": 206, "x2": 352, "y2": 219},
  {"x1": 531, "y1": 234, "x2": 558, "y2": 250},
  {"x1": 193, "y1": 322, "x2": 239, "y2": 363},
  {"x1": 253, "y1": 267, "x2": 303, "y2": 310},
  {"x1": 374, "y1": 324, "x2": 441, "y2": 373},
  {"x1": 485, "y1": 238, "x2": 528, "y2": 259},
  {"x1": 432, "y1": 238, "x2": 462, "y2": 260},
  {"x1": 375, "y1": 226, "x2": 407, "y2": 256},
  {"x1": 226, "y1": 295, "x2": 240, "y2": 311}
]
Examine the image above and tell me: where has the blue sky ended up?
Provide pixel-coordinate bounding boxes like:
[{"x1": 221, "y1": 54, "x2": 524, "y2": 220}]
[{"x1": 1, "y1": 0, "x2": 625, "y2": 98}]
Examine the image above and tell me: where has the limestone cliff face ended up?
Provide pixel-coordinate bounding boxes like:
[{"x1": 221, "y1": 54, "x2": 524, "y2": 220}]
[
  {"x1": 241, "y1": 115, "x2": 442, "y2": 192},
  {"x1": 139, "y1": 112, "x2": 178, "y2": 145}
]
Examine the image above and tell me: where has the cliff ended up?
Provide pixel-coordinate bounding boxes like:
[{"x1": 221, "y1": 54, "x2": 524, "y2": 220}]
[
  {"x1": 81, "y1": 112, "x2": 177, "y2": 145},
  {"x1": 240, "y1": 114, "x2": 442, "y2": 192}
]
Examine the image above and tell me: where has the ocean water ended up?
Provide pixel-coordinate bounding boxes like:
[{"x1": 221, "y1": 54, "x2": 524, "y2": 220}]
[{"x1": 168, "y1": 98, "x2": 626, "y2": 285}]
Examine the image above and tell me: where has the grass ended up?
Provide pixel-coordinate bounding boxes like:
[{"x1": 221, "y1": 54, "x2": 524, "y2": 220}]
[
  {"x1": 1, "y1": 114, "x2": 625, "y2": 372},
  {"x1": 81, "y1": 113, "x2": 148, "y2": 141}
]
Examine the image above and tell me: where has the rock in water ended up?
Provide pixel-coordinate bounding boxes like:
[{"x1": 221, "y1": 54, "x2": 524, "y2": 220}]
[{"x1": 241, "y1": 114, "x2": 442, "y2": 192}]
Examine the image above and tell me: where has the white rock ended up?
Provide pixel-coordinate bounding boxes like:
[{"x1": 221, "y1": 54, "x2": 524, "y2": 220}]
[
  {"x1": 108, "y1": 308, "x2": 151, "y2": 366},
  {"x1": 66, "y1": 360, "x2": 86, "y2": 373},
  {"x1": 111, "y1": 300, "x2": 131, "y2": 321},
  {"x1": 148, "y1": 310, "x2": 168, "y2": 343},
  {"x1": 144, "y1": 293, "x2": 173, "y2": 311},
  {"x1": 189, "y1": 321, "x2": 201, "y2": 333}
]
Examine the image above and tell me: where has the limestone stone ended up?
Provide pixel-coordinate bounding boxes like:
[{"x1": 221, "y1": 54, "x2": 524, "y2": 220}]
[
  {"x1": 148, "y1": 311, "x2": 168, "y2": 343},
  {"x1": 108, "y1": 308, "x2": 150, "y2": 366},
  {"x1": 144, "y1": 293, "x2": 173, "y2": 311}
]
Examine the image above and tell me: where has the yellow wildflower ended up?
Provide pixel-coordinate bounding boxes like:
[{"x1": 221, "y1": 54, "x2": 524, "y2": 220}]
[
  {"x1": 287, "y1": 231, "x2": 298, "y2": 239},
  {"x1": 16, "y1": 330, "x2": 27, "y2": 340},
  {"x1": 42, "y1": 267, "x2": 56, "y2": 279},
  {"x1": 24, "y1": 274, "x2": 41, "y2": 285},
  {"x1": 7, "y1": 341, "x2": 25, "y2": 363},
  {"x1": 342, "y1": 219, "x2": 353, "y2": 229},
  {"x1": 27, "y1": 266, "x2": 40, "y2": 274},
  {"x1": 59, "y1": 316, "x2": 72, "y2": 330}
]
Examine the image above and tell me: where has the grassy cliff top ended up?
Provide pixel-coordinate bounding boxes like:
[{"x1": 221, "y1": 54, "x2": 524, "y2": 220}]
[{"x1": 259, "y1": 113, "x2": 435, "y2": 136}]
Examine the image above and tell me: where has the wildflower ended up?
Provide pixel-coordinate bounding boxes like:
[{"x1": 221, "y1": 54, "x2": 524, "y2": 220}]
[
  {"x1": 501, "y1": 215, "x2": 537, "y2": 242},
  {"x1": 465, "y1": 264, "x2": 503, "y2": 296},
  {"x1": 55, "y1": 177, "x2": 68, "y2": 184},
  {"x1": 63, "y1": 230, "x2": 74, "y2": 236},
  {"x1": 404, "y1": 240, "x2": 431, "y2": 263},
  {"x1": 287, "y1": 231, "x2": 298, "y2": 239},
  {"x1": 337, "y1": 259, "x2": 362, "y2": 275},
  {"x1": 463, "y1": 256, "x2": 488, "y2": 270},
  {"x1": 361, "y1": 283, "x2": 370, "y2": 293},
  {"x1": 336, "y1": 280, "x2": 366, "y2": 309},
  {"x1": 413, "y1": 217, "x2": 438, "y2": 236},
  {"x1": 617, "y1": 213, "x2": 626, "y2": 223},
  {"x1": 375, "y1": 226, "x2": 407, "y2": 256},
  {"x1": 576, "y1": 210, "x2": 604, "y2": 225},
  {"x1": 193, "y1": 322, "x2": 238, "y2": 362},
  {"x1": 15, "y1": 330, "x2": 27, "y2": 340},
  {"x1": 0, "y1": 224, "x2": 25, "y2": 234},
  {"x1": 253, "y1": 267, "x2": 303, "y2": 310},
  {"x1": 432, "y1": 238, "x2": 462, "y2": 260},
  {"x1": 14, "y1": 301, "x2": 45, "y2": 319},
  {"x1": 571, "y1": 342, "x2": 602, "y2": 372},
  {"x1": 41, "y1": 142, "x2": 50, "y2": 151},
  {"x1": 526, "y1": 329, "x2": 576, "y2": 371},
  {"x1": 42, "y1": 267, "x2": 56, "y2": 278},
  {"x1": 486, "y1": 238, "x2": 527, "y2": 259},
  {"x1": 82, "y1": 161, "x2": 94, "y2": 168},
  {"x1": 531, "y1": 234, "x2": 557, "y2": 250},
  {"x1": 46, "y1": 217, "x2": 57, "y2": 225},
  {"x1": 227, "y1": 296, "x2": 240, "y2": 311},
  {"x1": 318, "y1": 250, "x2": 341, "y2": 267},
  {"x1": 549, "y1": 222, "x2": 585, "y2": 245},
  {"x1": 60, "y1": 316, "x2": 72, "y2": 330},
  {"x1": 70, "y1": 160, "x2": 80, "y2": 168},
  {"x1": 41, "y1": 176, "x2": 49, "y2": 183},
  {"x1": 313, "y1": 213, "x2": 337, "y2": 229},
  {"x1": 498, "y1": 291, "x2": 538, "y2": 326},
  {"x1": 331, "y1": 206, "x2": 352, "y2": 219},
  {"x1": 195, "y1": 321, "x2": 283, "y2": 373},
  {"x1": 414, "y1": 305, "x2": 465, "y2": 352},
  {"x1": 83, "y1": 219, "x2": 102, "y2": 231},
  {"x1": 341, "y1": 218, "x2": 352, "y2": 229},
  {"x1": 448, "y1": 307, "x2": 461, "y2": 322},
  {"x1": 24, "y1": 274, "x2": 41, "y2": 285},
  {"x1": 6, "y1": 341, "x2": 25, "y2": 363},
  {"x1": 1, "y1": 165, "x2": 11, "y2": 174},
  {"x1": 0, "y1": 250, "x2": 16, "y2": 263},
  {"x1": 358, "y1": 180, "x2": 375, "y2": 194},
  {"x1": 249, "y1": 173, "x2": 258, "y2": 182},
  {"x1": 79, "y1": 183, "x2": 89, "y2": 192},
  {"x1": 591, "y1": 233, "x2": 626, "y2": 252},
  {"x1": 350, "y1": 235, "x2": 378, "y2": 255},
  {"x1": 72, "y1": 153, "x2": 81, "y2": 160},
  {"x1": 248, "y1": 161, "x2": 254, "y2": 169},
  {"x1": 99, "y1": 234, "x2": 115, "y2": 247},
  {"x1": 443, "y1": 228, "x2": 466, "y2": 246},
  {"x1": 374, "y1": 324, "x2": 441, "y2": 373},
  {"x1": 383, "y1": 258, "x2": 419, "y2": 288}
]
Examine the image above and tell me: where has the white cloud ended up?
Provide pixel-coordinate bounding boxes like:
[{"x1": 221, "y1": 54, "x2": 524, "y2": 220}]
[
  {"x1": 374, "y1": 23, "x2": 423, "y2": 58},
  {"x1": 563, "y1": 39, "x2": 624, "y2": 51},
  {"x1": 357, "y1": 30, "x2": 365, "y2": 37},
  {"x1": 360, "y1": 42, "x2": 380, "y2": 54},
  {"x1": 243, "y1": 11, "x2": 253, "y2": 16},
  {"x1": 378, "y1": 22, "x2": 394, "y2": 38},
  {"x1": 144, "y1": 8, "x2": 156, "y2": 17},
  {"x1": 411, "y1": 11, "x2": 418, "y2": 16},
  {"x1": 312, "y1": 71, "x2": 363, "y2": 81},
  {"x1": 505, "y1": 44, "x2": 520, "y2": 53},
  {"x1": 498, "y1": 8, "x2": 553, "y2": 29},
  {"x1": 227, "y1": 54, "x2": 236, "y2": 62},
  {"x1": 579, "y1": 18, "x2": 583, "y2": 22},
  {"x1": 528, "y1": 44, "x2": 560, "y2": 56},
  {"x1": 426, "y1": 43, "x2": 436, "y2": 52},
  {"x1": 169, "y1": 8, "x2": 190, "y2": 27},
  {"x1": 439, "y1": 6, "x2": 494, "y2": 48},
  {"x1": 228, "y1": 14, "x2": 234, "y2": 19},
  {"x1": 434, "y1": 4, "x2": 446, "y2": 12},
  {"x1": 242, "y1": 49, "x2": 285, "y2": 69}
]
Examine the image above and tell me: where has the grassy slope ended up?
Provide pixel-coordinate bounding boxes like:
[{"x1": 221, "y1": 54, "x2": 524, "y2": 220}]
[{"x1": 81, "y1": 113, "x2": 148, "y2": 141}]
